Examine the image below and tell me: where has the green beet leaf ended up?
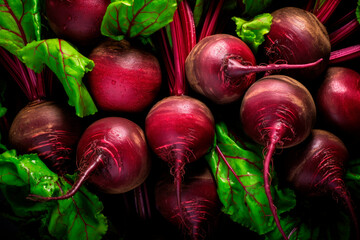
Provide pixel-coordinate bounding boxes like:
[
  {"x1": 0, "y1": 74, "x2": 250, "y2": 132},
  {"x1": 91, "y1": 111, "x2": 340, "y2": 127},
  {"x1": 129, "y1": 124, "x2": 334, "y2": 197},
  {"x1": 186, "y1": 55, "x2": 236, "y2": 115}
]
[
  {"x1": 205, "y1": 122, "x2": 296, "y2": 235},
  {"x1": 0, "y1": 150, "x2": 59, "y2": 216},
  {"x1": 101, "y1": 0, "x2": 178, "y2": 41},
  {"x1": 18, "y1": 39, "x2": 97, "y2": 117},
  {"x1": 0, "y1": 150, "x2": 108, "y2": 240},
  {"x1": 193, "y1": 0, "x2": 205, "y2": 26},
  {"x1": 241, "y1": 0, "x2": 272, "y2": 17},
  {"x1": 265, "y1": 206, "x2": 350, "y2": 240},
  {"x1": 232, "y1": 13, "x2": 272, "y2": 53},
  {"x1": 0, "y1": 0, "x2": 41, "y2": 56},
  {"x1": 47, "y1": 175, "x2": 108, "y2": 240}
]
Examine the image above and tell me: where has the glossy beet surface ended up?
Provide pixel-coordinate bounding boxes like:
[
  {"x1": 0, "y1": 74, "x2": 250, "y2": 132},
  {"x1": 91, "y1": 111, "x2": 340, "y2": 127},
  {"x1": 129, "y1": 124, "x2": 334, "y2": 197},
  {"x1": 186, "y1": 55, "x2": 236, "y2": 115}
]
[
  {"x1": 9, "y1": 100, "x2": 81, "y2": 175},
  {"x1": 185, "y1": 34, "x2": 256, "y2": 104},
  {"x1": 240, "y1": 75, "x2": 316, "y2": 148},
  {"x1": 45, "y1": 0, "x2": 110, "y2": 46},
  {"x1": 240, "y1": 75, "x2": 316, "y2": 239},
  {"x1": 145, "y1": 95, "x2": 215, "y2": 165},
  {"x1": 279, "y1": 129, "x2": 359, "y2": 238},
  {"x1": 317, "y1": 67, "x2": 360, "y2": 136},
  {"x1": 281, "y1": 129, "x2": 348, "y2": 197},
  {"x1": 87, "y1": 39, "x2": 162, "y2": 113},
  {"x1": 155, "y1": 166, "x2": 220, "y2": 240},
  {"x1": 264, "y1": 7, "x2": 331, "y2": 81},
  {"x1": 76, "y1": 117, "x2": 151, "y2": 194}
]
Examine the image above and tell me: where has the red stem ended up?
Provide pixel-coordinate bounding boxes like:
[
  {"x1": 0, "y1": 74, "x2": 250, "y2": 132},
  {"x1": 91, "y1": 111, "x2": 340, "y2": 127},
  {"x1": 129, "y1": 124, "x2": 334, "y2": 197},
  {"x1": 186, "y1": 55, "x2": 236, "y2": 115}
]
[
  {"x1": 198, "y1": 0, "x2": 224, "y2": 41},
  {"x1": 264, "y1": 124, "x2": 288, "y2": 240},
  {"x1": 329, "y1": 44, "x2": 360, "y2": 64},
  {"x1": 313, "y1": 0, "x2": 341, "y2": 24},
  {"x1": 0, "y1": 47, "x2": 47, "y2": 101},
  {"x1": 329, "y1": 18, "x2": 360, "y2": 46},
  {"x1": 224, "y1": 58, "x2": 323, "y2": 78},
  {"x1": 27, "y1": 154, "x2": 102, "y2": 201}
]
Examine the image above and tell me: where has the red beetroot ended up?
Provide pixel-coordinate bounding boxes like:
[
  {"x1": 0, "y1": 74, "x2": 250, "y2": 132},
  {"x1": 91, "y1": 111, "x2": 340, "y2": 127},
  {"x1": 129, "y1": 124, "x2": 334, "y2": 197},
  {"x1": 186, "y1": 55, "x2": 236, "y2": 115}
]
[
  {"x1": 185, "y1": 34, "x2": 323, "y2": 104},
  {"x1": 155, "y1": 165, "x2": 220, "y2": 240},
  {"x1": 9, "y1": 100, "x2": 81, "y2": 175},
  {"x1": 263, "y1": 7, "x2": 331, "y2": 81},
  {"x1": 317, "y1": 67, "x2": 360, "y2": 137},
  {"x1": 240, "y1": 75, "x2": 316, "y2": 239},
  {"x1": 29, "y1": 117, "x2": 151, "y2": 200},
  {"x1": 45, "y1": 0, "x2": 110, "y2": 47},
  {"x1": 279, "y1": 129, "x2": 359, "y2": 239},
  {"x1": 86, "y1": 39, "x2": 162, "y2": 113},
  {"x1": 145, "y1": 95, "x2": 215, "y2": 223}
]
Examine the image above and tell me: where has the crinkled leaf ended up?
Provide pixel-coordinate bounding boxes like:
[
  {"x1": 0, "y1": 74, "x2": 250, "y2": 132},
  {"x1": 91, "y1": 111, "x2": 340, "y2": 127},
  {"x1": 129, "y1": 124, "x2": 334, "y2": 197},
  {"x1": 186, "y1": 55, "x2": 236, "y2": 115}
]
[
  {"x1": 18, "y1": 39, "x2": 97, "y2": 117},
  {"x1": 241, "y1": 0, "x2": 272, "y2": 17},
  {"x1": 0, "y1": 150, "x2": 108, "y2": 240},
  {"x1": 0, "y1": 0, "x2": 41, "y2": 56},
  {"x1": 47, "y1": 175, "x2": 108, "y2": 240},
  {"x1": 101, "y1": 0, "x2": 178, "y2": 40},
  {"x1": 205, "y1": 122, "x2": 296, "y2": 235},
  {"x1": 232, "y1": 13, "x2": 272, "y2": 53},
  {"x1": 0, "y1": 150, "x2": 59, "y2": 216}
]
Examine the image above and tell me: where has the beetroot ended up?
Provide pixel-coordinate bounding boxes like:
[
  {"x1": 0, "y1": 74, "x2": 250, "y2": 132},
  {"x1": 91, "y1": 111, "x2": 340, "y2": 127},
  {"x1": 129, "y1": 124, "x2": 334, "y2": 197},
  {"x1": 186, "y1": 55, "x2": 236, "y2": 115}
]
[
  {"x1": 145, "y1": 95, "x2": 215, "y2": 222},
  {"x1": 45, "y1": 0, "x2": 110, "y2": 47},
  {"x1": 9, "y1": 100, "x2": 81, "y2": 175},
  {"x1": 240, "y1": 75, "x2": 316, "y2": 239},
  {"x1": 185, "y1": 34, "x2": 323, "y2": 104},
  {"x1": 155, "y1": 164, "x2": 220, "y2": 240},
  {"x1": 29, "y1": 117, "x2": 151, "y2": 200},
  {"x1": 317, "y1": 67, "x2": 360, "y2": 137},
  {"x1": 279, "y1": 129, "x2": 359, "y2": 239},
  {"x1": 263, "y1": 7, "x2": 331, "y2": 81},
  {"x1": 86, "y1": 39, "x2": 162, "y2": 113}
]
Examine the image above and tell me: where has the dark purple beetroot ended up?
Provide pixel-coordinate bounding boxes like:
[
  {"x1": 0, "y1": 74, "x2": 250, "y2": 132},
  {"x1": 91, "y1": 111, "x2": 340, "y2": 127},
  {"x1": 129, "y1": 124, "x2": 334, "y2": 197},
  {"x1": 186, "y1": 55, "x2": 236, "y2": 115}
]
[
  {"x1": 185, "y1": 34, "x2": 256, "y2": 104},
  {"x1": 155, "y1": 165, "x2": 220, "y2": 240},
  {"x1": 87, "y1": 39, "x2": 162, "y2": 113},
  {"x1": 29, "y1": 117, "x2": 151, "y2": 201},
  {"x1": 185, "y1": 34, "x2": 324, "y2": 105},
  {"x1": 264, "y1": 7, "x2": 331, "y2": 81},
  {"x1": 45, "y1": 0, "x2": 110, "y2": 47},
  {"x1": 146, "y1": 95, "x2": 215, "y2": 170},
  {"x1": 145, "y1": 95, "x2": 215, "y2": 225},
  {"x1": 8, "y1": 100, "x2": 81, "y2": 175},
  {"x1": 240, "y1": 75, "x2": 316, "y2": 239},
  {"x1": 317, "y1": 67, "x2": 360, "y2": 137},
  {"x1": 279, "y1": 129, "x2": 359, "y2": 239},
  {"x1": 75, "y1": 117, "x2": 151, "y2": 194}
]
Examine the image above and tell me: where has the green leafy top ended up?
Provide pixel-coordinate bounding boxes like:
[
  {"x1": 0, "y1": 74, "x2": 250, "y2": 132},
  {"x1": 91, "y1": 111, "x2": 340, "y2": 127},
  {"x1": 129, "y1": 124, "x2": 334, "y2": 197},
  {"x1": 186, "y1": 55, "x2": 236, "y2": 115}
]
[
  {"x1": 0, "y1": 0, "x2": 97, "y2": 117},
  {"x1": 0, "y1": 0, "x2": 41, "y2": 56},
  {"x1": 18, "y1": 39, "x2": 97, "y2": 117},
  {"x1": 0, "y1": 149, "x2": 108, "y2": 240},
  {"x1": 101, "y1": 0, "x2": 178, "y2": 41},
  {"x1": 232, "y1": 13, "x2": 273, "y2": 53},
  {"x1": 205, "y1": 122, "x2": 296, "y2": 235},
  {"x1": 241, "y1": 0, "x2": 272, "y2": 17}
]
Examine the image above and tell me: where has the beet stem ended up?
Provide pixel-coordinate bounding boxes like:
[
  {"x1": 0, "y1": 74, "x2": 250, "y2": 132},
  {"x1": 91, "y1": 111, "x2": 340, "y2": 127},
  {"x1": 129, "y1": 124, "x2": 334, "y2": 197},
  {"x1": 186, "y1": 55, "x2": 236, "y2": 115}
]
[
  {"x1": 174, "y1": 158, "x2": 187, "y2": 226},
  {"x1": 264, "y1": 125, "x2": 288, "y2": 240},
  {"x1": 335, "y1": 188, "x2": 360, "y2": 240},
  {"x1": 225, "y1": 58, "x2": 323, "y2": 78},
  {"x1": 27, "y1": 154, "x2": 103, "y2": 201}
]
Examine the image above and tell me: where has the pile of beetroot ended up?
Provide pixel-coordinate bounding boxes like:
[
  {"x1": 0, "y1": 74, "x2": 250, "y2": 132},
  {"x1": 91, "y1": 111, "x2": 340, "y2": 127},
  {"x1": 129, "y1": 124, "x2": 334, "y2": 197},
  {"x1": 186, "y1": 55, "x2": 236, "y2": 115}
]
[{"x1": 1, "y1": 0, "x2": 360, "y2": 239}]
